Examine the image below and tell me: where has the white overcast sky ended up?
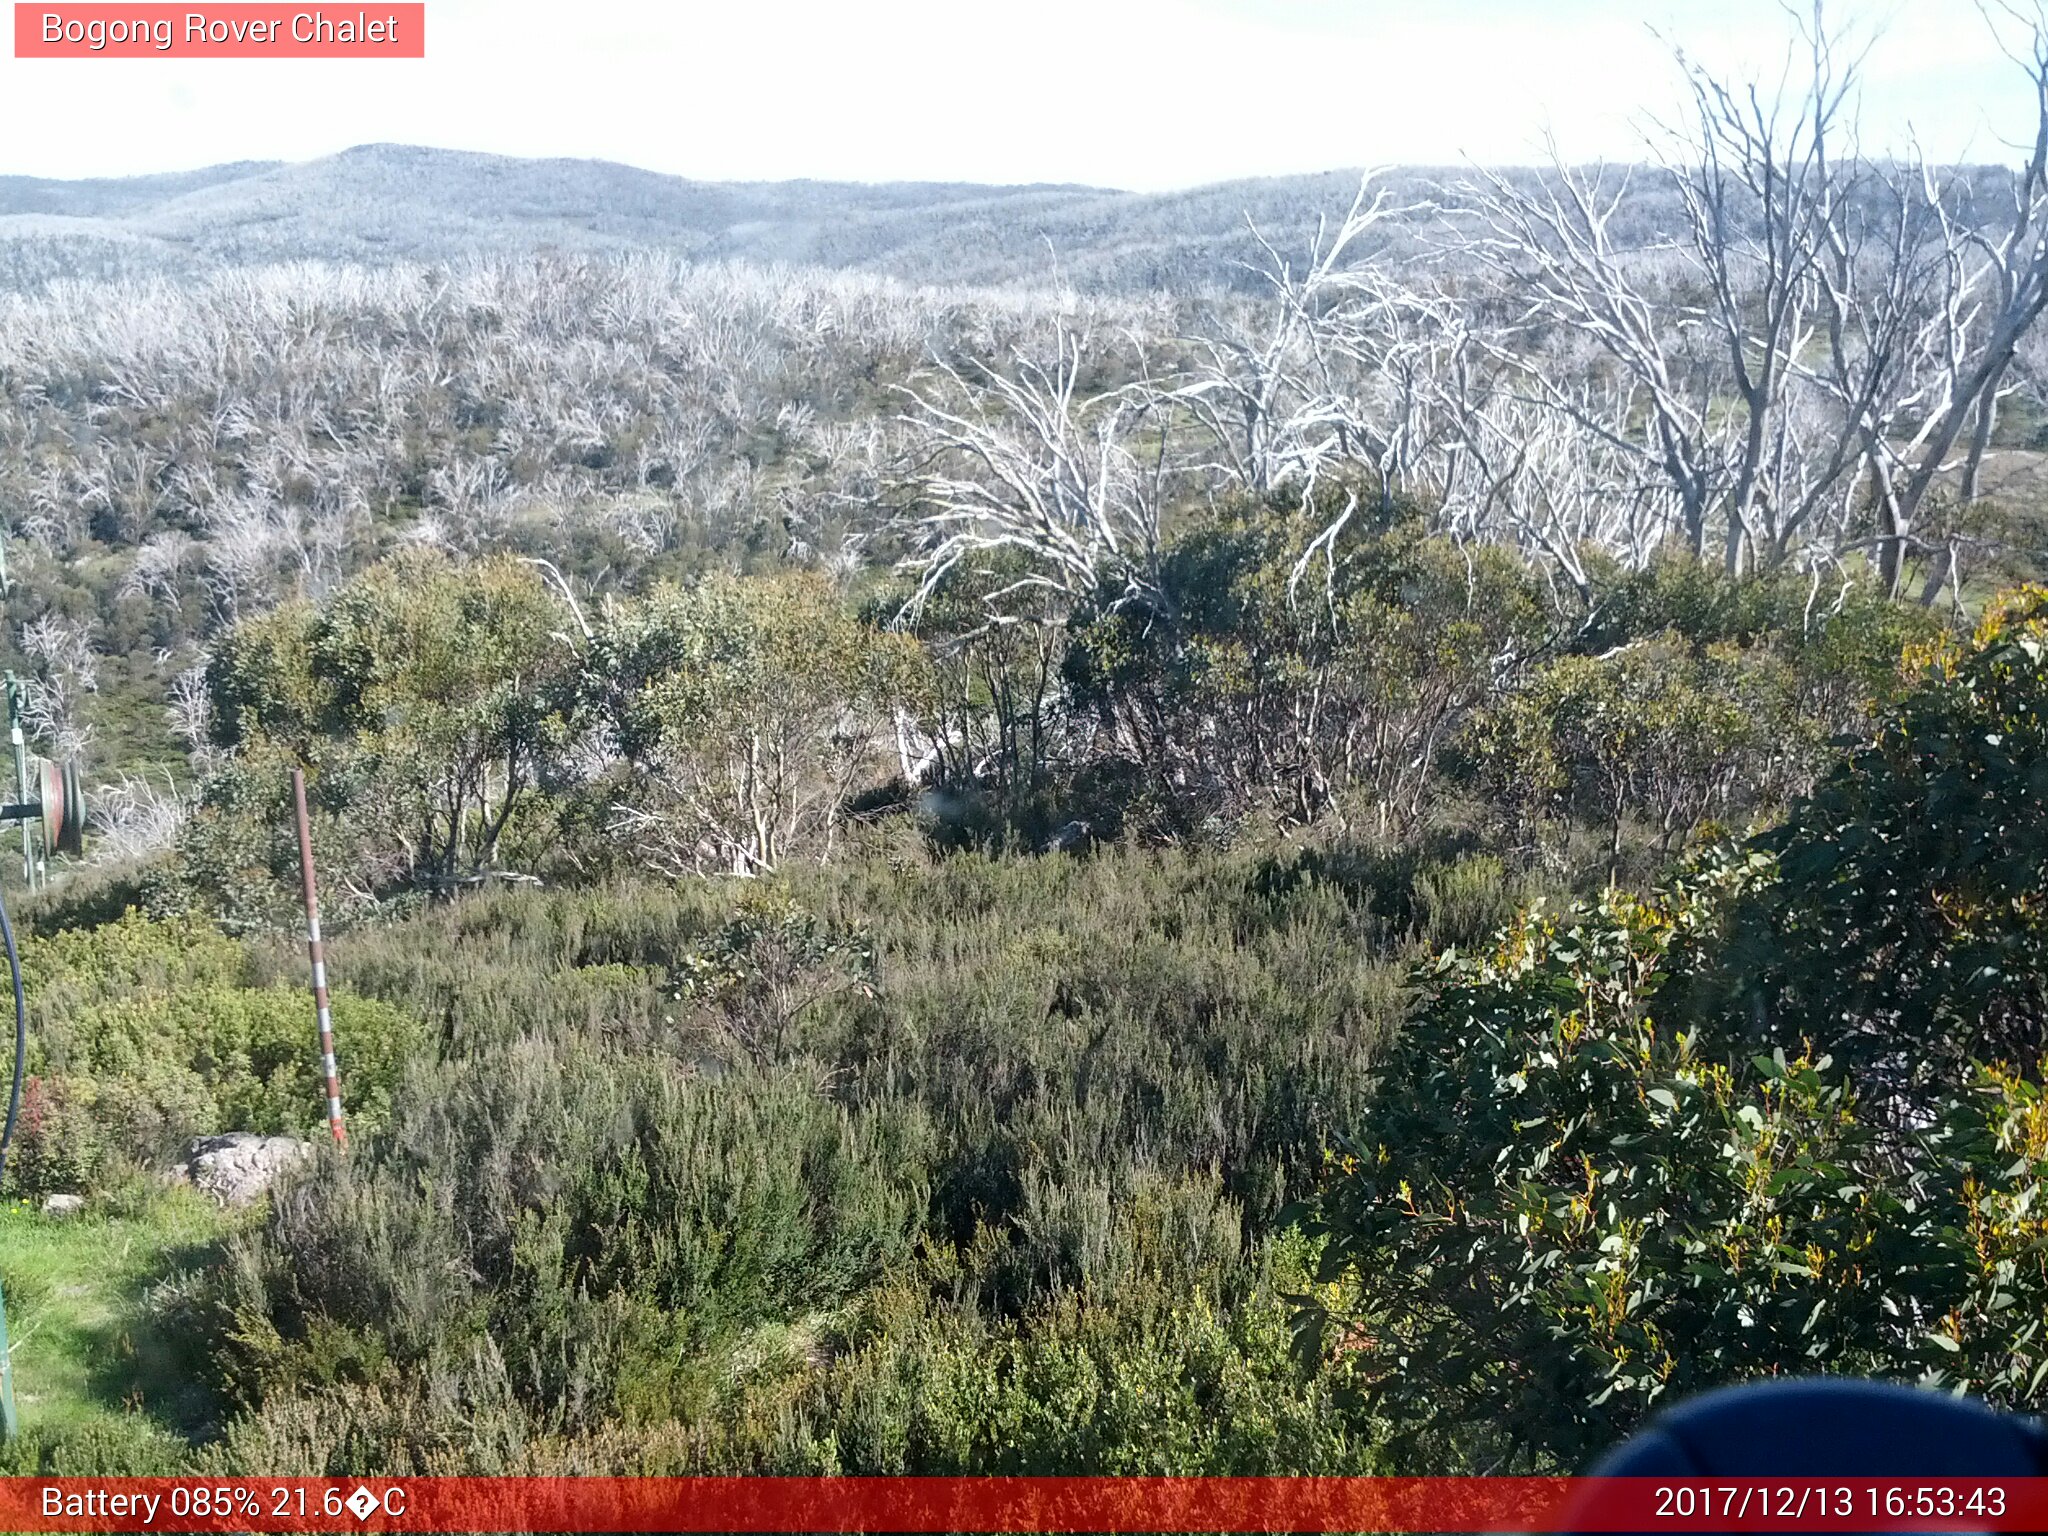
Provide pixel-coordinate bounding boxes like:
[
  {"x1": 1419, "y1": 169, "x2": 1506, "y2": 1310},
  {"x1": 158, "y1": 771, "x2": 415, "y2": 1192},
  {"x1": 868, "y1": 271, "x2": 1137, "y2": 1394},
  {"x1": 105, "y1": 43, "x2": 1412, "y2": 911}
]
[{"x1": 0, "y1": 0, "x2": 2035, "y2": 189}]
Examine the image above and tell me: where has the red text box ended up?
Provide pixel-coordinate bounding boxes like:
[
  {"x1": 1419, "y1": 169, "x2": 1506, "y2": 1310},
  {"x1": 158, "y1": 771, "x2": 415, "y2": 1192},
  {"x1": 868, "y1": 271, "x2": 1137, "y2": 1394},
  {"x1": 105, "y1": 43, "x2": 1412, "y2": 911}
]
[
  {"x1": 15, "y1": 5, "x2": 425, "y2": 57},
  {"x1": 5, "y1": 1477, "x2": 2048, "y2": 1533}
]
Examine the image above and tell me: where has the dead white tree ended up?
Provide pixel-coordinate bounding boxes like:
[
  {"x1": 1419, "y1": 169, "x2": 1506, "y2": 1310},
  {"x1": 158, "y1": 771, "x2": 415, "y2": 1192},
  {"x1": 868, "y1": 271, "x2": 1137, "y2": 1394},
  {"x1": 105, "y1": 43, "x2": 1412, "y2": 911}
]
[
  {"x1": 1164, "y1": 176, "x2": 1458, "y2": 504},
  {"x1": 88, "y1": 769, "x2": 189, "y2": 863},
  {"x1": 1866, "y1": 3, "x2": 2048, "y2": 598},
  {"x1": 1654, "y1": 13, "x2": 1861, "y2": 572},
  {"x1": 1167, "y1": 177, "x2": 1423, "y2": 494},
  {"x1": 18, "y1": 613, "x2": 98, "y2": 761},
  {"x1": 1437, "y1": 379, "x2": 1681, "y2": 593},
  {"x1": 166, "y1": 660, "x2": 214, "y2": 765},
  {"x1": 121, "y1": 530, "x2": 198, "y2": 608},
  {"x1": 897, "y1": 318, "x2": 1172, "y2": 618},
  {"x1": 1448, "y1": 1, "x2": 2048, "y2": 599},
  {"x1": 1455, "y1": 155, "x2": 1731, "y2": 564}
]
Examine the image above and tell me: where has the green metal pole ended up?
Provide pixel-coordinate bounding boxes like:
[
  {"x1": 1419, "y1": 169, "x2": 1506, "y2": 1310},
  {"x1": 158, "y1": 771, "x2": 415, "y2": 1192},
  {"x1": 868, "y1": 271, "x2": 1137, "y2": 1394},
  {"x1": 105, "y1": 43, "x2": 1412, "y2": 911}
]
[
  {"x1": 6, "y1": 678, "x2": 27, "y2": 893},
  {"x1": 0, "y1": 1276, "x2": 16, "y2": 1440}
]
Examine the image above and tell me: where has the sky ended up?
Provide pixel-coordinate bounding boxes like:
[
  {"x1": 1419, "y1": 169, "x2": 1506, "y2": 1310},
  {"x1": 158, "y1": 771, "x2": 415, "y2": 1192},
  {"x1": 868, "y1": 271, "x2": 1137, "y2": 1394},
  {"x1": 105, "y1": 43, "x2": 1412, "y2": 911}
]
[{"x1": 0, "y1": 0, "x2": 2036, "y2": 190}]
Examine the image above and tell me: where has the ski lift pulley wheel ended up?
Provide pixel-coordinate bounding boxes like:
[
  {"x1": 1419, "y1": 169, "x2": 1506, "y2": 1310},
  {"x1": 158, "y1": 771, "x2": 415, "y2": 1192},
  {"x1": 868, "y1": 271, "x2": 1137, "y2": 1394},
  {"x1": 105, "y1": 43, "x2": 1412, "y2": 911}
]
[{"x1": 37, "y1": 758, "x2": 83, "y2": 858}]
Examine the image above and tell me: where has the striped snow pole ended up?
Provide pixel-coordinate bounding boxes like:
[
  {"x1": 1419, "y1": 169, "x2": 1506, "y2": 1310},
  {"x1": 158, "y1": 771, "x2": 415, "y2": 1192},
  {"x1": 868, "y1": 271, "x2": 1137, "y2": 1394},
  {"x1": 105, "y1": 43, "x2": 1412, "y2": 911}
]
[{"x1": 291, "y1": 769, "x2": 347, "y2": 1149}]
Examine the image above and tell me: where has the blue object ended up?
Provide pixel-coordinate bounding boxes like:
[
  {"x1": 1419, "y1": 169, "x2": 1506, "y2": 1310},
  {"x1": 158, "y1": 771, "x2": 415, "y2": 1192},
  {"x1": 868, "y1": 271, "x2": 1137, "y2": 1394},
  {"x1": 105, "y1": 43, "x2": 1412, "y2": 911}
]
[
  {"x1": 1585, "y1": 1378, "x2": 2048, "y2": 1477},
  {"x1": 1556, "y1": 1378, "x2": 2048, "y2": 1535}
]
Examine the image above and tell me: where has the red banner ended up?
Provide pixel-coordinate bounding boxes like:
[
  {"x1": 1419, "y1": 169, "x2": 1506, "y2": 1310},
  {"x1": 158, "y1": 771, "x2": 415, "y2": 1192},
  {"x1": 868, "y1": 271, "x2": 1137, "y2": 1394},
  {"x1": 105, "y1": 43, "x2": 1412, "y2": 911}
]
[
  {"x1": 2, "y1": 1476, "x2": 2046, "y2": 1532},
  {"x1": 14, "y1": 5, "x2": 424, "y2": 58}
]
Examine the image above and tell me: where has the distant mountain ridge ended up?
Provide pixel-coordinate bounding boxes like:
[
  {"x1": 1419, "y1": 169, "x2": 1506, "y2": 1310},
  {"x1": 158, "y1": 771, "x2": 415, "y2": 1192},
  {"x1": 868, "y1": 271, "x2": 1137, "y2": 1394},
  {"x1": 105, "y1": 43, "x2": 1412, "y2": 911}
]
[
  {"x1": 0, "y1": 143, "x2": 1408, "y2": 292},
  {"x1": 0, "y1": 144, "x2": 2021, "y2": 298},
  {"x1": 0, "y1": 160, "x2": 285, "y2": 218}
]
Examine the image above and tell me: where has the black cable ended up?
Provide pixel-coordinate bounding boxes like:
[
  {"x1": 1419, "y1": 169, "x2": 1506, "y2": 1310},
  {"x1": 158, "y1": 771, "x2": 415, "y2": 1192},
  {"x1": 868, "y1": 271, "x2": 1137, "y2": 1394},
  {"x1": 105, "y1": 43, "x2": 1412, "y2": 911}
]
[{"x1": 0, "y1": 884, "x2": 25, "y2": 1192}]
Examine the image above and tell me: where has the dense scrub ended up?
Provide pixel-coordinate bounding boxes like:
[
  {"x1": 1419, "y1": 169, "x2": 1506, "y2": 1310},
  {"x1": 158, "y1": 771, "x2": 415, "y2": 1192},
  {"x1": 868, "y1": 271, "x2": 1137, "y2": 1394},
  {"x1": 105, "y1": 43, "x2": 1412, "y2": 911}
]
[
  {"x1": 1, "y1": 486, "x2": 1985, "y2": 1474},
  {"x1": 10, "y1": 586, "x2": 2007, "y2": 1475},
  {"x1": 154, "y1": 840, "x2": 1512, "y2": 1473},
  {"x1": 105, "y1": 499, "x2": 1934, "y2": 930}
]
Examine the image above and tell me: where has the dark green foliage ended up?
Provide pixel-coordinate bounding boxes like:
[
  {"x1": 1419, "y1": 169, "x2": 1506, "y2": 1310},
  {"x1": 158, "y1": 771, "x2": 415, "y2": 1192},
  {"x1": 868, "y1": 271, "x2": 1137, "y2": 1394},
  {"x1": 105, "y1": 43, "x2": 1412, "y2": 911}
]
[
  {"x1": 896, "y1": 553, "x2": 1070, "y2": 847},
  {"x1": 142, "y1": 751, "x2": 350, "y2": 936},
  {"x1": 182, "y1": 552, "x2": 577, "y2": 920},
  {"x1": 804, "y1": 845, "x2": 1414, "y2": 1237},
  {"x1": 667, "y1": 889, "x2": 878, "y2": 1064},
  {"x1": 1721, "y1": 587, "x2": 2048, "y2": 1086},
  {"x1": 0, "y1": 1419, "x2": 194, "y2": 1476},
  {"x1": 1062, "y1": 488, "x2": 1551, "y2": 837},
  {"x1": 1456, "y1": 560, "x2": 1944, "y2": 881},
  {"x1": 1297, "y1": 871, "x2": 2048, "y2": 1470},
  {"x1": 209, "y1": 1050, "x2": 930, "y2": 1429},
  {"x1": 1465, "y1": 635, "x2": 1806, "y2": 878},
  {"x1": 1576, "y1": 554, "x2": 1940, "y2": 692},
  {"x1": 1301, "y1": 602, "x2": 2048, "y2": 1469},
  {"x1": 198, "y1": 1237, "x2": 1375, "y2": 1477},
  {"x1": 163, "y1": 508, "x2": 1932, "y2": 929},
  {"x1": 21, "y1": 863, "x2": 158, "y2": 936},
  {"x1": 727, "y1": 1238, "x2": 1374, "y2": 1476}
]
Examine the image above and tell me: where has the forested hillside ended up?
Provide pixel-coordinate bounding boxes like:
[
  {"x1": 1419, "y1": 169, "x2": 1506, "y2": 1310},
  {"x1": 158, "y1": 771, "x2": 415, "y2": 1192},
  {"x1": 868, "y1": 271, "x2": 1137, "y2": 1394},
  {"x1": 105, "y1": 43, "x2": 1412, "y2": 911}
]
[{"x1": 5, "y1": 4, "x2": 2048, "y2": 1481}]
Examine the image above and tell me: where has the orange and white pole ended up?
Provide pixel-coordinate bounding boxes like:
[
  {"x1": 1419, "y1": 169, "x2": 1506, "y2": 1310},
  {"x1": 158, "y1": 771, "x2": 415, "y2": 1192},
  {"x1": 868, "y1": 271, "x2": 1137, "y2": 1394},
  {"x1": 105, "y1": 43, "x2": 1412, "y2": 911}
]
[{"x1": 291, "y1": 768, "x2": 346, "y2": 1149}]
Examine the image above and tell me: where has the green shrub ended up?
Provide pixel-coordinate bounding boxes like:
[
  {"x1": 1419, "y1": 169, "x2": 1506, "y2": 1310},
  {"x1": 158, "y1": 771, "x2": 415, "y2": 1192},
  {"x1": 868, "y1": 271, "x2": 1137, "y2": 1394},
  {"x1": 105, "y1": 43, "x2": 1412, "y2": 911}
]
[
  {"x1": 0, "y1": 1417, "x2": 194, "y2": 1476},
  {"x1": 767, "y1": 1245, "x2": 1374, "y2": 1475},
  {"x1": 201, "y1": 553, "x2": 575, "y2": 903},
  {"x1": 1063, "y1": 489, "x2": 1550, "y2": 838},
  {"x1": 201, "y1": 1228, "x2": 1372, "y2": 1478},
  {"x1": 1720, "y1": 587, "x2": 2048, "y2": 1089},
  {"x1": 4, "y1": 911, "x2": 421, "y2": 1196},
  {"x1": 207, "y1": 1046, "x2": 931, "y2": 1431},
  {"x1": 581, "y1": 570, "x2": 924, "y2": 877},
  {"x1": 1465, "y1": 633, "x2": 1807, "y2": 878},
  {"x1": 1299, "y1": 863, "x2": 2048, "y2": 1470}
]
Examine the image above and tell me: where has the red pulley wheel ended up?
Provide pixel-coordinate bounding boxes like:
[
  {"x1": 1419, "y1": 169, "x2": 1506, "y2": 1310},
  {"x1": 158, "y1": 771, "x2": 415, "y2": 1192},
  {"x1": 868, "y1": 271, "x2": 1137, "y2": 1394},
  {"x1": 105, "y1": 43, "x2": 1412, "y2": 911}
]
[{"x1": 37, "y1": 758, "x2": 84, "y2": 858}]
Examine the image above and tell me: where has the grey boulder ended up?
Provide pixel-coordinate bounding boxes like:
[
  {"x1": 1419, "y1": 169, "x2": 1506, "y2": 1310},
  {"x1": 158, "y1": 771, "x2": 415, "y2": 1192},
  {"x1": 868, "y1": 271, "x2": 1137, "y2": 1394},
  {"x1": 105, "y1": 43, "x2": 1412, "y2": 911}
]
[{"x1": 172, "y1": 1133, "x2": 314, "y2": 1206}]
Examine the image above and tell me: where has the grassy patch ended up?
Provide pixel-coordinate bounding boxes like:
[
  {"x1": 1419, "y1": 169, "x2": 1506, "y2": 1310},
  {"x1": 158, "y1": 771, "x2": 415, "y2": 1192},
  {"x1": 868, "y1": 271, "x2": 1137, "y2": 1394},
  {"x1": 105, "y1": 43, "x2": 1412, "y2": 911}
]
[{"x1": 0, "y1": 1183, "x2": 236, "y2": 1466}]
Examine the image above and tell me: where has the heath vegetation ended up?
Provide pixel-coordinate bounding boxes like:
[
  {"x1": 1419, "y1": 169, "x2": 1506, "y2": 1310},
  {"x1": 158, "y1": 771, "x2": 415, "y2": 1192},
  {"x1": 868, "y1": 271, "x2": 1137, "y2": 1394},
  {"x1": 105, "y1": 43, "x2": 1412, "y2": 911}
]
[{"x1": 5, "y1": 1, "x2": 2048, "y2": 1480}]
